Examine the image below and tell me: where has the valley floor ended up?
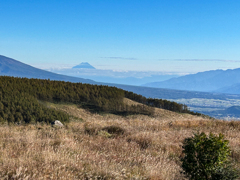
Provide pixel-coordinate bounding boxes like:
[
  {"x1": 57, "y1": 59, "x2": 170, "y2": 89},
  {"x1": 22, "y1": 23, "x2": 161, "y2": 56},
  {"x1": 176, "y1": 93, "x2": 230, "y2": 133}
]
[{"x1": 0, "y1": 104, "x2": 240, "y2": 179}]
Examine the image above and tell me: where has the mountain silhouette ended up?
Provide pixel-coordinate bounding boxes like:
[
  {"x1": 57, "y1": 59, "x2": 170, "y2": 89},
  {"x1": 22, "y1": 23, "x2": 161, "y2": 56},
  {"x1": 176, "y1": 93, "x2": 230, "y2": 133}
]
[
  {"x1": 143, "y1": 68, "x2": 240, "y2": 94},
  {"x1": 0, "y1": 55, "x2": 96, "y2": 84},
  {"x1": 212, "y1": 106, "x2": 240, "y2": 118},
  {"x1": 72, "y1": 62, "x2": 95, "y2": 69}
]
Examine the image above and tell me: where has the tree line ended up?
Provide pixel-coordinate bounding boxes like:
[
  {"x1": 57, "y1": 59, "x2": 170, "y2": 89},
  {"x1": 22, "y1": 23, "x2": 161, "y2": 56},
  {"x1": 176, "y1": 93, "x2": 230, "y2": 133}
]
[
  {"x1": 124, "y1": 91, "x2": 202, "y2": 115},
  {"x1": 0, "y1": 76, "x2": 199, "y2": 124}
]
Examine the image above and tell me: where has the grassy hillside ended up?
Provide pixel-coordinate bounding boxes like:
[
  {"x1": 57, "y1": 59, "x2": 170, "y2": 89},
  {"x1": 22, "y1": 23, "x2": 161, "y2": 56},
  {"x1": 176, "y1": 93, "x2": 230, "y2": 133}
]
[
  {"x1": 3, "y1": 76, "x2": 233, "y2": 179},
  {"x1": 0, "y1": 76, "x2": 198, "y2": 124},
  {"x1": 0, "y1": 103, "x2": 239, "y2": 179}
]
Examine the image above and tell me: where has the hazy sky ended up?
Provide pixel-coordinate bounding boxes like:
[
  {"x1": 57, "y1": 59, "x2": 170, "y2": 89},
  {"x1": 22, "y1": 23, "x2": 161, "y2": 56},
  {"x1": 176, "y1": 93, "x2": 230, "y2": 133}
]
[{"x1": 1, "y1": 0, "x2": 240, "y2": 73}]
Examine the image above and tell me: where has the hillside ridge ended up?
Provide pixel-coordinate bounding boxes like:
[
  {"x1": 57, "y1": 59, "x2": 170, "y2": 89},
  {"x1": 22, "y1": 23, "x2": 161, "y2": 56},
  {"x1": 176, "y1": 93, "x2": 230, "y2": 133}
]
[
  {"x1": 143, "y1": 68, "x2": 240, "y2": 93},
  {"x1": 0, "y1": 55, "x2": 96, "y2": 84}
]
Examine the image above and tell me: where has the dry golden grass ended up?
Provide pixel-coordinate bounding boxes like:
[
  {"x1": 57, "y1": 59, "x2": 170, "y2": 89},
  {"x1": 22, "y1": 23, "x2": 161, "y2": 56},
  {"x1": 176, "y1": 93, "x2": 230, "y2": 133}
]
[{"x1": 0, "y1": 102, "x2": 240, "y2": 179}]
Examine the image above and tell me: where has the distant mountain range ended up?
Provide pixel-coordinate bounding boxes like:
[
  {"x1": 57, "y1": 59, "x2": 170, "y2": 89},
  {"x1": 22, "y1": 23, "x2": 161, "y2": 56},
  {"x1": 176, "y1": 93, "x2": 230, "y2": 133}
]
[
  {"x1": 2, "y1": 54, "x2": 240, "y2": 96},
  {"x1": 2, "y1": 54, "x2": 240, "y2": 118},
  {"x1": 209, "y1": 106, "x2": 240, "y2": 119},
  {"x1": 143, "y1": 68, "x2": 240, "y2": 94},
  {"x1": 63, "y1": 73, "x2": 179, "y2": 86},
  {"x1": 0, "y1": 55, "x2": 96, "y2": 84},
  {"x1": 50, "y1": 66, "x2": 178, "y2": 86}
]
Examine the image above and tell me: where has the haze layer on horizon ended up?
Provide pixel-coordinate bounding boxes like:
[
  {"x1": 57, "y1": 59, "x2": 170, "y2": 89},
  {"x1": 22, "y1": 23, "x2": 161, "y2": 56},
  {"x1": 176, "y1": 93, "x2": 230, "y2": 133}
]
[{"x1": 1, "y1": 0, "x2": 240, "y2": 74}]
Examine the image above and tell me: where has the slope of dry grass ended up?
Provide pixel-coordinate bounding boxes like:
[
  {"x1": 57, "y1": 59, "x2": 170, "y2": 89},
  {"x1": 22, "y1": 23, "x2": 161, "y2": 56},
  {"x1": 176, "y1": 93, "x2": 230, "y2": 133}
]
[{"x1": 0, "y1": 102, "x2": 240, "y2": 179}]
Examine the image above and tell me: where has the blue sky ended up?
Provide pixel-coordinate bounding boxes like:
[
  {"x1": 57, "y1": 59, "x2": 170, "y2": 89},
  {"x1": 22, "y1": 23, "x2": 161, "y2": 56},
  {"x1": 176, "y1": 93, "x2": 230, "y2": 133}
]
[{"x1": 1, "y1": 0, "x2": 240, "y2": 73}]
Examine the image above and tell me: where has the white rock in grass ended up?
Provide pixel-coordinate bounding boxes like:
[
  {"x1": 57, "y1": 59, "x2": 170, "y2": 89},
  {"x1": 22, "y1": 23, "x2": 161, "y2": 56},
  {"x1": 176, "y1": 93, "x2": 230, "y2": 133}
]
[{"x1": 52, "y1": 120, "x2": 64, "y2": 127}]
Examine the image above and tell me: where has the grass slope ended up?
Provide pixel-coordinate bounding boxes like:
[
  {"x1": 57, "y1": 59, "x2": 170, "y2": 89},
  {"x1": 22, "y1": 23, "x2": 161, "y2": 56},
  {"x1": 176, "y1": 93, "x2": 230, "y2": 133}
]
[{"x1": 0, "y1": 103, "x2": 239, "y2": 179}]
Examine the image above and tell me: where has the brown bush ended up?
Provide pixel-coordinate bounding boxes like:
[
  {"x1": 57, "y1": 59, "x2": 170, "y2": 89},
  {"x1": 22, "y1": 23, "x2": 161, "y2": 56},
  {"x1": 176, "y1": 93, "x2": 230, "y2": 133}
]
[
  {"x1": 127, "y1": 133, "x2": 153, "y2": 150},
  {"x1": 101, "y1": 125, "x2": 125, "y2": 136},
  {"x1": 84, "y1": 122, "x2": 102, "y2": 135}
]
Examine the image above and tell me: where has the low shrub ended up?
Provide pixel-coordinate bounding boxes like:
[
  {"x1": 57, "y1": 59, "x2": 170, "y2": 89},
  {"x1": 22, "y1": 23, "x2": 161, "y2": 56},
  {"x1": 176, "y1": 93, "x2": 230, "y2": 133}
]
[
  {"x1": 98, "y1": 130, "x2": 112, "y2": 138},
  {"x1": 127, "y1": 133, "x2": 152, "y2": 150},
  {"x1": 101, "y1": 125, "x2": 125, "y2": 136},
  {"x1": 84, "y1": 123, "x2": 101, "y2": 135},
  {"x1": 181, "y1": 132, "x2": 239, "y2": 180}
]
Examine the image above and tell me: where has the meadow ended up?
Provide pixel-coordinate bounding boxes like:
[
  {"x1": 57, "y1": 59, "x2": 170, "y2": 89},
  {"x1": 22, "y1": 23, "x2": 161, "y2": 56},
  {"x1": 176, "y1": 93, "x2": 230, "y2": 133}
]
[{"x1": 0, "y1": 102, "x2": 239, "y2": 179}]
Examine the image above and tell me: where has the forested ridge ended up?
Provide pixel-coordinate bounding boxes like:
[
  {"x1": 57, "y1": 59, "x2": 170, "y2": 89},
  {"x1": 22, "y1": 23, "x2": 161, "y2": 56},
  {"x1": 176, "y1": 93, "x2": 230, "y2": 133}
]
[{"x1": 0, "y1": 76, "x2": 198, "y2": 124}]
